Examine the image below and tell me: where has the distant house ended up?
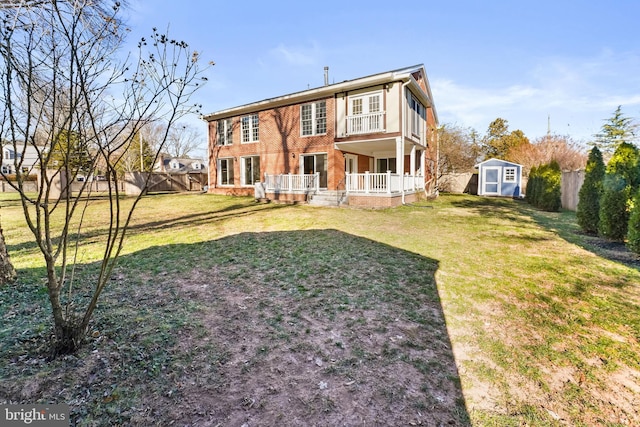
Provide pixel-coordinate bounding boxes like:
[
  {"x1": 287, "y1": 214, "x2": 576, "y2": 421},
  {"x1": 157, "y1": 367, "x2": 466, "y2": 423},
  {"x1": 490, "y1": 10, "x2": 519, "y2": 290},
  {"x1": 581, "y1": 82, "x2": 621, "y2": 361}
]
[
  {"x1": 202, "y1": 64, "x2": 438, "y2": 208},
  {"x1": 476, "y1": 158, "x2": 523, "y2": 198},
  {"x1": 1, "y1": 142, "x2": 40, "y2": 175},
  {"x1": 154, "y1": 155, "x2": 207, "y2": 174}
]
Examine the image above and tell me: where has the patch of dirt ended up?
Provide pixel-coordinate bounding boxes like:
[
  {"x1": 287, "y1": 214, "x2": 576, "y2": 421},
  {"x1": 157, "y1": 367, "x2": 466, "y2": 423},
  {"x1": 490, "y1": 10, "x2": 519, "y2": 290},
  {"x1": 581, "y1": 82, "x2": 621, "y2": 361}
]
[
  {"x1": 579, "y1": 232, "x2": 640, "y2": 268},
  {"x1": 148, "y1": 266, "x2": 468, "y2": 427}
]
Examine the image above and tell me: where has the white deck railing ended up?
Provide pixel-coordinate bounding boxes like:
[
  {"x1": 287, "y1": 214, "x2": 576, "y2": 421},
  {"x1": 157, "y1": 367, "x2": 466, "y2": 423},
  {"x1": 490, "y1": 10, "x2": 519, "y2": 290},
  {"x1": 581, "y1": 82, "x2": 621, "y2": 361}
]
[
  {"x1": 345, "y1": 172, "x2": 425, "y2": 194},
  {"x1": 262, "y1": 171, "x2": 424, "y2": 195},
  {"x1": 347, "y1": 111, "x2": 385, "y2": 135},
  {"x1": 264, "y1": 172, "x2": 320, "y2": 192}
]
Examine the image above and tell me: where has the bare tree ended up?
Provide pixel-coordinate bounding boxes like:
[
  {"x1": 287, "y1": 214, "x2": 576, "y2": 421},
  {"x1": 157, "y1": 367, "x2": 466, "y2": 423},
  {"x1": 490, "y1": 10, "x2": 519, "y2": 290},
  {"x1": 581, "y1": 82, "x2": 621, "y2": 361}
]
[
  {"x1": 0, "y1": 1, "x2": 208, "y2": 354},
  {"x1": 0, "y1": 215, "x2": 17, "y2": 285},
  {"x1": 165, "y1": 122, "x2": 204, "y2": 158},
  {"x1": 508, "y1": 134, "x2": 586, "y2": 176}
]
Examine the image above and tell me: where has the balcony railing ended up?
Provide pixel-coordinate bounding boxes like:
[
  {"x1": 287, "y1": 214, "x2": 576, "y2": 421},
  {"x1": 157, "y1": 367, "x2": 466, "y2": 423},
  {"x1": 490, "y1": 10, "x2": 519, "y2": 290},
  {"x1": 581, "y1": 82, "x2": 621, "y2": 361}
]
[{"x1": 346, "y1": 111, "x2": 385, "y2": 135}]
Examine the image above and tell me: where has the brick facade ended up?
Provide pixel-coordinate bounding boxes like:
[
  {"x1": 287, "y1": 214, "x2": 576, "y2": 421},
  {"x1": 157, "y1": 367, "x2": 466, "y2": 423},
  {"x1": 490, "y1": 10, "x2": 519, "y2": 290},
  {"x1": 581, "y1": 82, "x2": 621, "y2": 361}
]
[{"x1": 204, "y1": 65, "x2": 439, "y2": 206}]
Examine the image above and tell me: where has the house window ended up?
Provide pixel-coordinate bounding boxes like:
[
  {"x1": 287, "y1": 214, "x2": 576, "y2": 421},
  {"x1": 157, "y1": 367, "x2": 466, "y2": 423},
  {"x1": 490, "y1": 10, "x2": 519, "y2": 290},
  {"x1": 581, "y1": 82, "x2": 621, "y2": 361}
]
[
  {"x1": 410, "y1": 94, "x2": 423, "y2": 137},
  {"x1": 218, "y1": 158, "x2": 234, "y2": 185},
  {"x1": 350, "y1": 93, "x2": 381, "y2": 116},
  {"x1": 351, "y1": 98, "x2": 362, "y2": 115},
  {"x1": 376, "y1": 158, "x2": 397, "y2": 173},
  {"x1": 301, "y1": 101, "x2": 326, "y2": 136},
  {"x1": 504, "y1": 167, "x2": 516, "y2": 183},
  {"x1": 241, "y1": 114, "x2": 259, "y2": 143},
  {"x1": 1, "y1": 165, "x2": 11, "y2": 174},
  {"x1": 241, "y1": 156, "x2": 260, "y2": 186},
  {"x1": 21, "y1": 166, "x2": 29, "y2": 173},
  {"x1": 192, "y1": 162, "x2": 201, "y2": 170},
  {"x1": 216, "y1": 119, "x2": 233, "y2": 145},
  {"x1": 3, "y1": 148, "x2": 14, "y2": 160},
  {"x1": 170, "y1": 161, "x2": 180, "y2": 170}
]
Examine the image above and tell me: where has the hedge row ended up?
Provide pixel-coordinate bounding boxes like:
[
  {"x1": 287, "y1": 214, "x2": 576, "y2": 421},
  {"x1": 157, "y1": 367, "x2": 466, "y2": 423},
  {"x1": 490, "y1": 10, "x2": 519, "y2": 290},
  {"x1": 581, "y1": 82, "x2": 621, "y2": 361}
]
[{"x1": 576, "y1": 144, "x2": 640, "y2": 254}]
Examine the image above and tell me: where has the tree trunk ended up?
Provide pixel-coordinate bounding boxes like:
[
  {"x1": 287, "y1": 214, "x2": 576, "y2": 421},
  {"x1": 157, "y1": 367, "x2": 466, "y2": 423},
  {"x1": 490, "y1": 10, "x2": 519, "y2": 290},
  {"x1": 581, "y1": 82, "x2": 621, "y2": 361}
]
[{"x1": 0, "y1": 225, "x2": 17, "y2": 285}]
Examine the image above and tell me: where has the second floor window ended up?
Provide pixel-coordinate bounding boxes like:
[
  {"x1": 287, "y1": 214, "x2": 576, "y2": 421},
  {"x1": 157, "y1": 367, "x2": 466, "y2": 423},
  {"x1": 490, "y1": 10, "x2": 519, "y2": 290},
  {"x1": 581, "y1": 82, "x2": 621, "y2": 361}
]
[
  {"x1": 217, "y1": 119, "x2": 233, "y2": 145},
  {"x1": 241, "y1": 114, "x2": 259, "y2": 143},
  {"x1": 3, "y1": 148, "x2": 14, "y2": 160},
  {"x1": 350, "y1": 93, "x2": 380, "y2": 116},
  {"x1": 301, "y1": 101, "x2": 327, "y2": 136},
  {"x1": 410, "y1": 94, "x2": 424, "y2": 137}
]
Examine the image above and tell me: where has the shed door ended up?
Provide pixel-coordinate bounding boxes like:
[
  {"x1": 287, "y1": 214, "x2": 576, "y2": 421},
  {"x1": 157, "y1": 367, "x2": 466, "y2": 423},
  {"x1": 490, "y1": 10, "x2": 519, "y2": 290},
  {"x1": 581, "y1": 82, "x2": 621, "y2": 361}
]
[{"x1": 483, "y1": 166, "x2": 501, "y2": 195}]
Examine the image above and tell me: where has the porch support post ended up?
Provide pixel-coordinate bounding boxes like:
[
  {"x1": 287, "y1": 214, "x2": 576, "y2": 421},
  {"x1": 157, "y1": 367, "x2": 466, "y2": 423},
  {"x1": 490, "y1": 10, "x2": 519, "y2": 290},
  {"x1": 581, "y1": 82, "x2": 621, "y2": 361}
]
[
  {"x1": 364, "y1": 171, "x2": 370, "y2": 194},
  {"x1": 410, "y1": 145, "x2": 416, "y2": 178},
  {"x1": 387, "y1": 171, "x2": 392, "y2": 194},
  {"x1": 396, "y1": 136, "x2": 405, "y2": 201},
  {"x1": 315, "y1": 172, "x2": 320, "y2": 192},
  {"x1": 288, "y1": 173, "x2": 292, "y2": 192}
]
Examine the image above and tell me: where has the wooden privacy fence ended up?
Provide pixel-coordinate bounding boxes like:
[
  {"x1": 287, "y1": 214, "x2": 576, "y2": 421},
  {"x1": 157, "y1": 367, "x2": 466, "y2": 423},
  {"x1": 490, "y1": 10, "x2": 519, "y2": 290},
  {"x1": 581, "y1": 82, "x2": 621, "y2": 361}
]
[
  {"x1": 1, "y1": 180, "x2": 38, "y2": 192},
  {"x1": 124, "y1": 172, "x2": 207, "y2": 195},
  {"x1": 561, "y1": 170, "x2": 585, "y2": 211}
]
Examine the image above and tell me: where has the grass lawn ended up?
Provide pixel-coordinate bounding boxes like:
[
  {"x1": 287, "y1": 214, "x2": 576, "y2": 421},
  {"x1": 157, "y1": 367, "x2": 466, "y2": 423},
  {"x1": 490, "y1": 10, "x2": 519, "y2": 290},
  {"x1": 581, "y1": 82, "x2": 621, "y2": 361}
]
[{"x1": 1, "y1": 192, "x2": 639, "y2": 426}]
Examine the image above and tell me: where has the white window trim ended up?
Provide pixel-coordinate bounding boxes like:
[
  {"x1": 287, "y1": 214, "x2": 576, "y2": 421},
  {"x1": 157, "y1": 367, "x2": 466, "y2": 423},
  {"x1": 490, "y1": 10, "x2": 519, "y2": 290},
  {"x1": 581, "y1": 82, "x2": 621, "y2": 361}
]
[
  {"x1": 240, "y1": 155, "x2": 260, "y2": 187},
  {"x1": 348, "y1": 90, "x2": 383, "y2": 115},
  {"x1": 241, "y1": 114, "x2": 259, "y2": 143},
  {"x1": 410, "y1": 93, "x2": 424, "y2": 138},
  {"x1": 218, "y1": 157, "x2": 235, "y2": 186},
  {"x1": 217, "y1": 118, "x2": 233, "y2": 145},
  {"x1": 375, "y1": 157, "x2": 397, "y2": 174},
  {"x1": 503, "y1": 167, "x2": 517, "y2": 183},
  {"x1": 300, "y1": 101, "x2": 327, "y2": 137},
  {"x1": 1, "y1": 165, "x2": 11, "y2": 174}
]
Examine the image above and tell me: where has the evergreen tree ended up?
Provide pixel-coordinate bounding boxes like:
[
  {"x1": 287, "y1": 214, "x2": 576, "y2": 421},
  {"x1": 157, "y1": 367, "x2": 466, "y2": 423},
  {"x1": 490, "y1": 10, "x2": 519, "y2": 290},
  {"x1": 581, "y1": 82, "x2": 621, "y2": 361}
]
[
  {"x1": 576, "y1": 147, "x2": 605, "y2": 234},
  {"x1": 482, "y1": 118, "x2": 530, "y2": 160},
  {"x1": 598, "y1": 142, "x2": 640, "y2": 240},
  {"x1": 627, "y1": 188, "x2": 640, "y2": 254},
  {"x1": 591, "y1": 106, "x2": 637, "y2": 157},
  {"x1": 598, "y1": 175, "x2": 630, "y2": 240}
]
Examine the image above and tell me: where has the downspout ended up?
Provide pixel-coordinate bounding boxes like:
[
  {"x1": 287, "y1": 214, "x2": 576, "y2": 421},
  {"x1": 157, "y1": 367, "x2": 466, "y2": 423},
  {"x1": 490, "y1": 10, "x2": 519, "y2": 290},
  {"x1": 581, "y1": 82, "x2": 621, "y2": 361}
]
[
  {"x1": 207, "y1": 128, "x2": 211, "y2": 192},
  {"x1": 400, "y1": 80, "x2": 410, "y2": 204}
]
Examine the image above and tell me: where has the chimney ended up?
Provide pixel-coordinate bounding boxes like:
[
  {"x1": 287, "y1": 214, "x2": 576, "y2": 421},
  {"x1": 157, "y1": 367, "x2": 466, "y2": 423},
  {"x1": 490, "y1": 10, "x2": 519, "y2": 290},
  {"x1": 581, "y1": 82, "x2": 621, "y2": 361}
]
[{"x1": 324, "y1": 66, "x2": 329, "y2": 86}]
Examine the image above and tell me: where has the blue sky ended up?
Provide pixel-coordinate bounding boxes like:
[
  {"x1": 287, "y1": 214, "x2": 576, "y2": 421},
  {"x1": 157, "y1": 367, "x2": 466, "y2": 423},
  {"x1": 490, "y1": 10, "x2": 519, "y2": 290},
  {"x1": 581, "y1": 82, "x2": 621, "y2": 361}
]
[{"x1": 127, "y1": 0, "x2": 640, "y2": 155}]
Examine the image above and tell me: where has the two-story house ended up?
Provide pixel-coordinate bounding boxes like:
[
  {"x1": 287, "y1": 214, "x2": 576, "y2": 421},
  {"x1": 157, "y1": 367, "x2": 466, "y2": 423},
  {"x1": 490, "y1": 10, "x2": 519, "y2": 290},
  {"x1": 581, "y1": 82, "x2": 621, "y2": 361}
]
[
  {"x1": 202, "y1": 64, "x2": 438, "y2": 207},
  {"x1": 1, "y1": 142, "x2": 40, "y2": 176},
  {"x1": 154, "y1": 154, "x2": 208, "y2": 174}
]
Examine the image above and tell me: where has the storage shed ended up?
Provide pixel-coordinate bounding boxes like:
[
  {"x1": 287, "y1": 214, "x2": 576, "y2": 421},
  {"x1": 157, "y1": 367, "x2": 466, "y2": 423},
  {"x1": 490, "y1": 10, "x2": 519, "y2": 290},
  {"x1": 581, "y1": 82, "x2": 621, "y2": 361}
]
[{"x1": 476, "y1": 158, "x2": 523, "y2": 198}]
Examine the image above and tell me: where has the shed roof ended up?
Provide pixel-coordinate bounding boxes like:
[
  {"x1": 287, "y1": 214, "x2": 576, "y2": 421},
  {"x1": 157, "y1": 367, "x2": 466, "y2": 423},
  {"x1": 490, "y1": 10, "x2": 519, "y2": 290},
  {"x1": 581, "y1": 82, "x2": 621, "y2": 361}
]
[{"x1": 475, "y1": 158, "x2": 523, "y2": 168}]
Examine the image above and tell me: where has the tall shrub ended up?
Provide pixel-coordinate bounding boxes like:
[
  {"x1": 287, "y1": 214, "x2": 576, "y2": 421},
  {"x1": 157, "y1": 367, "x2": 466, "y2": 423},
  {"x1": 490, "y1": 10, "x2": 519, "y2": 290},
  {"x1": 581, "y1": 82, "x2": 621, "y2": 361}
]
[
  {"x1": 598, "y1": 142, "x2": 639, "y2": 241},
  {"x1": 627, "y1": 189, "x2": 640, "y2": 253},
  {"x1": 576, "y1": 147, "x2": 605, "y2": 234},
  {"x1": 526, "y1": 162, "x2": 561, "y2": 212},
  {"x1": 599, "y1": 175, "x2": 631, "y2": 240},
  {"x1": 538, "y1": 161, "x2": 562, "y2": 212},
  {"x1": 525, "y1": 166, "x2": 538, "y2": 205}
]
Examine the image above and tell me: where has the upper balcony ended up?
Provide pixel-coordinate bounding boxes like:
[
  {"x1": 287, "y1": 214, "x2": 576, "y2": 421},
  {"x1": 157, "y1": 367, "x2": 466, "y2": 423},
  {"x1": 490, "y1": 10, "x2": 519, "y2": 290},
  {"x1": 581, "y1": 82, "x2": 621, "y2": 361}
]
[{"x1": 346, "y1": 111, "x2": 385, "y2": 135}]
